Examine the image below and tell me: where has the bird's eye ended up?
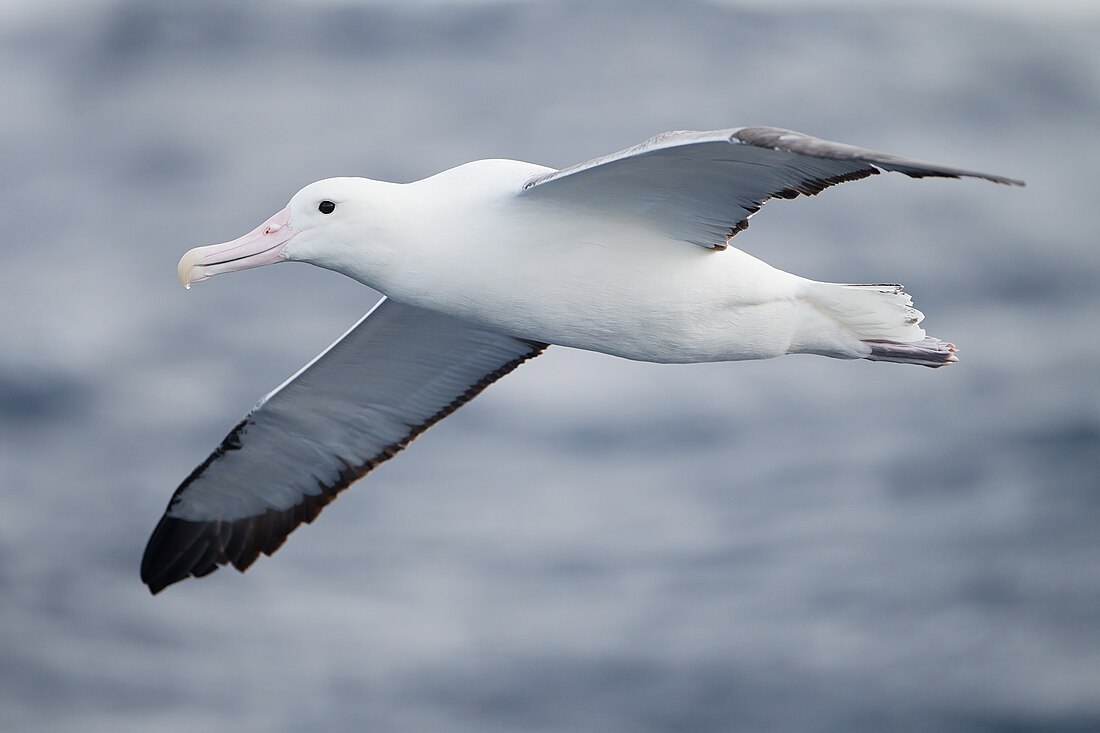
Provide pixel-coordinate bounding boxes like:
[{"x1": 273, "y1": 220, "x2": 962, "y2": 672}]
[{"x1": 318, "y1": 200, "x2": 336, "y2": 214}]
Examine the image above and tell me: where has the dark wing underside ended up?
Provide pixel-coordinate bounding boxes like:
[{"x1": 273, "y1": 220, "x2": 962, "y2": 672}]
[
  {"x1": 520, "y1": 126, "x2": 1023, "y2": 249},
  {"x1": 142, "y1": 298, "x2": 546, "y2": 594}
]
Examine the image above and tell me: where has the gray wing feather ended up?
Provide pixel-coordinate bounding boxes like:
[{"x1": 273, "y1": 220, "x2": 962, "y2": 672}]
[
  {"x1": 141, "y1": 298, "x2": 545, "y2": 593},
  {"x1": 521, "y1": 127, "x2": 1023, "y2": 249}
]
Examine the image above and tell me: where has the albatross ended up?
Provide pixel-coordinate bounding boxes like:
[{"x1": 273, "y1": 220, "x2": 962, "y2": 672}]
[{"x1": 141, "y1": 127, "x2": 1023, "y2": 593}]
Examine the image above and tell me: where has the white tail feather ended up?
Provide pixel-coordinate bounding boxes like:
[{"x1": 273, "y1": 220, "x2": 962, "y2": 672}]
[{"x1": 799, "y1": 282, "x2": 958, "y2": 367}]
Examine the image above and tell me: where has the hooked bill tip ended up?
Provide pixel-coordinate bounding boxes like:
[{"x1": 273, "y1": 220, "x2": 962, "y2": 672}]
[{"x1": 177, "y1": 247, "x2": 203, "y2": 288}]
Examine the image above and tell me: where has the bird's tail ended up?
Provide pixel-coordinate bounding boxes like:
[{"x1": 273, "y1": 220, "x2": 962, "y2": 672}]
[{"x1": 800, "y1": 282, "x2": 958, "y2": 368}]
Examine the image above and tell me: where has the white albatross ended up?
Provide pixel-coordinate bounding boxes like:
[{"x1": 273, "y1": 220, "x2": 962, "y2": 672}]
[{"x1": 142, "y1": 127, "x2": 1023, "y2": 593}]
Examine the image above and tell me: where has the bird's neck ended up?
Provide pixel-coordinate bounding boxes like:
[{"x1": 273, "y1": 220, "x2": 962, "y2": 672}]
[{"x1": 331, "y1": 160, "x2": 551, "y2": 300}]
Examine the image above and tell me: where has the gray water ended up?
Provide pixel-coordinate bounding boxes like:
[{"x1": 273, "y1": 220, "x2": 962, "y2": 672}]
[{"x1": 2, "y1": 1, "x2": 1098, "y2": 731}]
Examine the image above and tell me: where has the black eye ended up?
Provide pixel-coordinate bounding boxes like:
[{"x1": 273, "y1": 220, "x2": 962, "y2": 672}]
[{"x1": 318, "y1": 200, "x2": 336, "y2": 214}]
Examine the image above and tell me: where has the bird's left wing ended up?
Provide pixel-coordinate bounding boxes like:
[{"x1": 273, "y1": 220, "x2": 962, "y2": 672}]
[
  {"x1": 141, "y1": 297, "x2": 546, "y2": 594},
  {"x1": 519, "y1": 127, "x2": 1024, "y2": 249}
]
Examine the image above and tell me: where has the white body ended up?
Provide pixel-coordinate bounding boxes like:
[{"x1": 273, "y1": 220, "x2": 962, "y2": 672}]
[{"x1": 304, "y1": 161, "x2": 890, "y2": 364}]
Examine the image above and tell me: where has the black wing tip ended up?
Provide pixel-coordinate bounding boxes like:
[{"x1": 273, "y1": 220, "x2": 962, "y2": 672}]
[
  {"x1": 141, "y1": 515, "x2": 219, "y2": 594},
  {"x1": 140, "y1": 507, "x2": 313, "y2": 594},
  {"x1": 141, "y1": 459, "x2": 406, "y2": 594},
  {"x1": 730, "y1": 126, "x2": 1025, "y2": 188},
  {"x1": 893, "y1": 166, "x2": 1025, "y2": 187}
]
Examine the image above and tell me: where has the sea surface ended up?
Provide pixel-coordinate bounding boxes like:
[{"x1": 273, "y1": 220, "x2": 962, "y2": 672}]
[{"x1": 2, "y1": 1, "x2": 1098, "y2": 731}]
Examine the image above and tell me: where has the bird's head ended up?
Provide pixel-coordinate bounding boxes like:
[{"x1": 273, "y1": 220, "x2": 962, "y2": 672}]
[{"x1": 177, "y1": 177, "x2": 397, "y2": 288}]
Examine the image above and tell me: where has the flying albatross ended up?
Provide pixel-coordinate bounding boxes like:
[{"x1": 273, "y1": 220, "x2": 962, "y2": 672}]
[{"x1": 141, "y1": 127, "x2": 1023, "y2": 593}]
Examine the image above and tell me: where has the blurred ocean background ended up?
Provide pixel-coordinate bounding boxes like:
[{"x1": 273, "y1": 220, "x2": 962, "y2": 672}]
[{"x1": 2, "y1": 0, "x2": 1098, "y2": 730}]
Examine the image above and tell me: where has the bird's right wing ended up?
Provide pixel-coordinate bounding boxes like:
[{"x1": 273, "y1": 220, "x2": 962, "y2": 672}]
[
  {"x1": 142, "y1": 297, "x2": 546, "y2": 594},
  {"x1": 520, "y1": 127, "x2": 1023, "y2": 250}
]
